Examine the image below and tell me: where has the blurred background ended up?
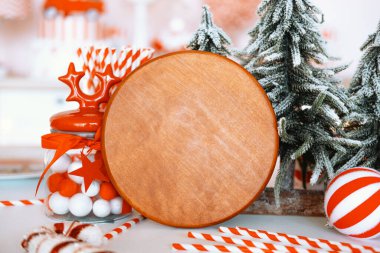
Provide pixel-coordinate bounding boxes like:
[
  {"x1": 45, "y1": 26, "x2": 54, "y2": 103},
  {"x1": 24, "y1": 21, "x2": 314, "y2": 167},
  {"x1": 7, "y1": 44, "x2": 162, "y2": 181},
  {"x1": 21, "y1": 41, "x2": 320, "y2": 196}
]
[{"x1": 0, "y1": 0, "x2": 378, "y2": 182}]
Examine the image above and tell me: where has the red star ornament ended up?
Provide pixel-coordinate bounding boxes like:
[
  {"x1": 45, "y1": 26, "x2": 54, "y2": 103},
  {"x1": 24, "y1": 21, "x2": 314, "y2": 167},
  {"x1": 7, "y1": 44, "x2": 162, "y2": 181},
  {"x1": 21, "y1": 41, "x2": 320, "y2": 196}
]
[{"x1": 69, "y1": 152, "x2": 110, "y2": 191}]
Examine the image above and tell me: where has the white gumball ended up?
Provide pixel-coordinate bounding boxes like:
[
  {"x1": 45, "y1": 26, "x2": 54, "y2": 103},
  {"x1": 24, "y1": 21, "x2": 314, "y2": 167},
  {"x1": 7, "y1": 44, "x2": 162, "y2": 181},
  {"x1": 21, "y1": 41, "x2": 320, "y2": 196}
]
[
  {"x1": 69, "y1": 193, "x2": 92, "y2": 217},
  {"x1": 110, "y1": 197, "x2": 123, "y2": 215},
  {"x1": 45, "y1": 150, "x2": 71, "y2": 173},
  {"x1": 49, "y1": 192, "x2": 69, "y2": 215},
  {"x1": 81, "y1": 181, "x2": 100, "y2": 197},
  {"x1": 93, "y1": 199, "x2": 111, "y2": 218},
  {"x1": 67, "y1": 161, "x2": 84, "y2": 184}
]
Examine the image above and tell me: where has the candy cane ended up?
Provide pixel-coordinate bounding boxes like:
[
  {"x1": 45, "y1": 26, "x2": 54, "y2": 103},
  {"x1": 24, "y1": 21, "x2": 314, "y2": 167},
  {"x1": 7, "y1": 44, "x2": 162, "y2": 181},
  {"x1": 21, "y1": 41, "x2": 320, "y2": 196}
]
[
  {"x1": 172, "y1": 243, "x2": 278, "y2": 253},
  {"x1": 103, "y1": 215, "x2": 144, "y2": 240},
  {"x1": 219, "y1": 227, "x2": 377, "y2": 253},
  {"x1": 0, "y1": 199, "x2": 44, "y2": 207},
  {"x1": 77, "y1": 46, "x2": 94, "y2": 91},
  {"x1": 187, "y1": 232, "x2": 335, "y2": 253}
]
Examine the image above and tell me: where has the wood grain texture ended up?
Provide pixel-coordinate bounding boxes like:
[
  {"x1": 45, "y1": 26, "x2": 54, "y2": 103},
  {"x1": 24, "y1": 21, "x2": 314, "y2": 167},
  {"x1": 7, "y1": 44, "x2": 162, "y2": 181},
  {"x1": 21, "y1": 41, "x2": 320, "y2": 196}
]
[
  {"x1": 103, "y1": 51, "x2": 279, "y2": 228},
  {"x1": 244, "y1": 188, "x2": 325, "y2": 216}
]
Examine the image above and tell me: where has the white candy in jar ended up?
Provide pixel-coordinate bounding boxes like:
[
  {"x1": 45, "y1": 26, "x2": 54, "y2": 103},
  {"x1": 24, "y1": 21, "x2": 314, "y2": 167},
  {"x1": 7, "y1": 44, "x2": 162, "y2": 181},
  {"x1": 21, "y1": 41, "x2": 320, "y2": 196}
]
[
  {"x1": 67, "y1": 161, "x2": 84, "y2": 184},
  {"x1": 69, "y1": 193, "x2": 92, "y2": 217},
  {"x1": 45, "y1": 150, "x2": 72, "y2": 173},
  {"x1": 81, "y1": 181, "x2": 100, "y2": 197},
  {"x1": 49, "y1": 192, "x2": 70, "y2": 215},
  {"x1": 110, "y1": 197, "x2": 123, "y2": 215},
  {"x1": 92, "y1": 199, "x2": 111, "y2": 218}
]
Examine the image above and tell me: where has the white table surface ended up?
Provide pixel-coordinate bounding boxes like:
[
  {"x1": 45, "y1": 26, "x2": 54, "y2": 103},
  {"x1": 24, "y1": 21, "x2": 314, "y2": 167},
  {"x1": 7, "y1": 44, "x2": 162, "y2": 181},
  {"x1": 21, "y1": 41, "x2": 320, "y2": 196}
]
[{"x1": 1, "y1": 178, "x2": 379, "y2": 253}]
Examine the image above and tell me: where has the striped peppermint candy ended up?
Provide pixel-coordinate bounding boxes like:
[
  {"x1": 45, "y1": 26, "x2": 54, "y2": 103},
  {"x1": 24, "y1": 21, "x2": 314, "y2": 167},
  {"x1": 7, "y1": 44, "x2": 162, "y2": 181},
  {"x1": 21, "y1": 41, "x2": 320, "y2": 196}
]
[{"x1": 324, "y1": 167, "x2": 380, "y2": 239}]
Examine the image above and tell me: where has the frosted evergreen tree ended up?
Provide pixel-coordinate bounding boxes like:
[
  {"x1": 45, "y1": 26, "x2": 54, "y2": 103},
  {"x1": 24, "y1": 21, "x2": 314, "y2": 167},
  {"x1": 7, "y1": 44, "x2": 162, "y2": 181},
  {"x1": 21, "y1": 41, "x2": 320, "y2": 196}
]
[
  {"x1": 243, "y1": 0, "x2": 361, "y2": 202},
  {"x1": 187, "y1": 5, "x2": 232, "y2": 57},
  {"x1": 346, "y1": 21, "x2": 380, "y2": 170}
]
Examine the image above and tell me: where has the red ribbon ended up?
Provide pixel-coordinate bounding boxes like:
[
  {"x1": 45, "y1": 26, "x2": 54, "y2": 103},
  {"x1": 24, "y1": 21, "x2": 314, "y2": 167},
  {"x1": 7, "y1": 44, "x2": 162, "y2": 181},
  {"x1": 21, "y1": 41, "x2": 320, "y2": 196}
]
[{"x1": 36, "y1": 128, "x2": 102, "y2": 195}]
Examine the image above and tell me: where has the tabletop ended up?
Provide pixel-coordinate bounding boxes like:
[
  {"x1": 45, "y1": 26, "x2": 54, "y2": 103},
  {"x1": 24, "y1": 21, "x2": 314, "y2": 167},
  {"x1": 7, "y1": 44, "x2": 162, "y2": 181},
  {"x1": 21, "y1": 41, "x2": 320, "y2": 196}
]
[{"x1": 1, "y1": 178, "x2": 379, "y2": 253}]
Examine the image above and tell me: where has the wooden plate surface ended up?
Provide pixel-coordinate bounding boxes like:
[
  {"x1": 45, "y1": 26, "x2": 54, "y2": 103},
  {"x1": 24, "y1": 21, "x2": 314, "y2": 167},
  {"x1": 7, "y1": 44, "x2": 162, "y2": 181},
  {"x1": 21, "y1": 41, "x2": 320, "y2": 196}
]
[{"x1": 103, "y1": 51, "x2": 278, "y2": 228}]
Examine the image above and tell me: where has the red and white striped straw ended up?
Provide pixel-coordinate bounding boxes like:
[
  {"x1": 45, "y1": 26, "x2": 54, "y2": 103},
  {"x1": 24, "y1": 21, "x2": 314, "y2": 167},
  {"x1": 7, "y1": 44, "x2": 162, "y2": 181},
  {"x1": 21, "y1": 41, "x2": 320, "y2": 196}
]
[
  {"x1": 238, "y1": 227, "x2": 379, "y2": 253},
  {"x1": 219, "y1": 227, "x2": 378, "y2": 253},
  {"x1": 172, "y1": 243, "x2": 278, "y2": 253},
  {"x1": 188, "y1": 232, "x2": 336, "y2": 253},
  {"x1": 103, "y1": 215, "x2": 144, "y2": 240},
  {"x1": 0, "y1": 199, "x2": 44, "y2": 207}
]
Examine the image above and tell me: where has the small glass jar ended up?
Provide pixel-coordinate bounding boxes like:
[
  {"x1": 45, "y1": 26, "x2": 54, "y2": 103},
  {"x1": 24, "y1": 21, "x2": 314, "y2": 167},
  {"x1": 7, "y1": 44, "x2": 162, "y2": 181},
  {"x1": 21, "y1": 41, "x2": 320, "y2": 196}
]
[{"x1": 40, "y1": 63, "x2": 132, "y2": 222}]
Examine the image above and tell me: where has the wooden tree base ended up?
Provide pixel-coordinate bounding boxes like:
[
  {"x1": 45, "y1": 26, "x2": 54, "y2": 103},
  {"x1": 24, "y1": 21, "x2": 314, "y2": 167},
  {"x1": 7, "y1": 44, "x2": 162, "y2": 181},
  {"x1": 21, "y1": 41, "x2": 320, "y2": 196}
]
[{"x1": 243, "y1": 188, "x2": 325, "y2": 216}]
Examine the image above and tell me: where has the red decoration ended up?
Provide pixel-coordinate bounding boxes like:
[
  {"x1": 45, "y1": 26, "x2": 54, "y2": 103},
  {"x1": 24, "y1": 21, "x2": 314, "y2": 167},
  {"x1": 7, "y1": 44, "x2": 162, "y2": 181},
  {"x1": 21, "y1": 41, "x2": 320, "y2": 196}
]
[
  {"x1": 69, "y1": 152, "x2": 109, "y2": 191},
  {"x1": 99, "y1": 182, "x2": 118, "y2": 200},
  {"x1": 59, "y1": 178, "x2": 80, "y2": 197},
  {"x1": 58, "y1": 63, "x2": 121, "y2": 110},
  {"x1": 43, "y1": 0, "x2": 104, "y2": 16},
  {"x1": 47, "y1": 173, "x2": 65, "y2": 192},
  {"x1": 325, "y1": 167, "x2": 380, "y2": 239}
]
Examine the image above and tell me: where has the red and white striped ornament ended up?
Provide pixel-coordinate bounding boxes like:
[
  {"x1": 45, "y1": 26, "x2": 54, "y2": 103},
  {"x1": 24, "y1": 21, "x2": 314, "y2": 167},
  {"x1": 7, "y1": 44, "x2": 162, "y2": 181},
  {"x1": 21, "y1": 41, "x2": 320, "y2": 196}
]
[{"x1": 324, "y1": 167, "x2": 380, "y2": 239}]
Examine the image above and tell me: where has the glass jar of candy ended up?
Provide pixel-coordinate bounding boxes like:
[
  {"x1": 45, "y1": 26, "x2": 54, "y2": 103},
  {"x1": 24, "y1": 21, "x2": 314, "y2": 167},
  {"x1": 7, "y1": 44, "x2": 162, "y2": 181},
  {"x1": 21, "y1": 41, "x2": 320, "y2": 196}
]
[{"x1": 39, "y1": 63, "x2": 132, "y2": 222}]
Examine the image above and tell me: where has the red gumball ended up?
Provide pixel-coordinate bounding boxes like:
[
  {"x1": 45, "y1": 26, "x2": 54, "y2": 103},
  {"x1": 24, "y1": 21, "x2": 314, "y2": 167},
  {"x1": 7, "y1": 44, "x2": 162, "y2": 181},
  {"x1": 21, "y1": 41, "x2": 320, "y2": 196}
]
[
  {"x1": 47, "y1": 173, "x2": 65, "y2": 192},
  {"x1": 59, "y1": 178, "x2": 79, "y2": 197},
  {"x1": 121, "y1": 201, "x2": 132, "y2": 214},
  {"x1": 99, "y1": 182, "x2": 118, "y2": 200}
]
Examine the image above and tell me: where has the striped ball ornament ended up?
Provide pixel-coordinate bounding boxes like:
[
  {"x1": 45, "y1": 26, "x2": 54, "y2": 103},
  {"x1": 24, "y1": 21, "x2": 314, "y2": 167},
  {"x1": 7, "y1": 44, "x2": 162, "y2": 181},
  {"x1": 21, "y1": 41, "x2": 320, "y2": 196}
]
[{"x1": 324, "y1": 167, "x2": 380, "y2": 239}]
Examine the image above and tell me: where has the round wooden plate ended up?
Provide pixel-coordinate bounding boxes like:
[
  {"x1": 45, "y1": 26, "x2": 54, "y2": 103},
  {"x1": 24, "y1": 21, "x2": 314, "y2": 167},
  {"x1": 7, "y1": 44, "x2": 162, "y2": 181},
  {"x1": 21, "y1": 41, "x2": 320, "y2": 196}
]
[{"x1": 103, "y1": 51, "x2": 279, "y2": 228}]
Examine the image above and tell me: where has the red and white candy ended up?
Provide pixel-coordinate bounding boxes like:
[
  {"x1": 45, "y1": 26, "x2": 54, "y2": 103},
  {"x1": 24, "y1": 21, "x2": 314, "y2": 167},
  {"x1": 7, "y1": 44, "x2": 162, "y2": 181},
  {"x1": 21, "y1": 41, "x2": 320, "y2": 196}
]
[
  {"x1": 324, "y1": 167, "x2": 380, "y2": 239},
  {"x1": 21, "y1": 222, "x2": 109, "y2": 253}
]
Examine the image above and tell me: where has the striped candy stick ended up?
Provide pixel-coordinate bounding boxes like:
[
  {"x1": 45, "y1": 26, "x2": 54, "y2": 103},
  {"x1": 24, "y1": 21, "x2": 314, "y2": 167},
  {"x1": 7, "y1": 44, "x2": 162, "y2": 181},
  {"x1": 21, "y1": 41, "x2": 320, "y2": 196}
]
[
  {"x1": 187, "y1": 232, "x2": 336, "y2": 253},
  {"x1": 77, "y1": 46, "x2": 95, "y2": 91},
  {"x1": 103, "y1": 215, "x2": 144, "y2": 240},
  {"x1": 219, "y1": 227, "x2": 378, "y2": 253},
  {"x1": 112, "y1": 49, "x2": 120, "y2": 77},
  {"x1": 77, "y1": 47, "x2": 89, "y2": 77},
  {"x1": 238, "y1": 227, "x2": 380, "y2": 253},
  {"x1": 117, "y1": 49, "x2": 132, "y2": 78},
  {"x1": 131, "y1": 48, "x2": 142, "y2": 72},
  {"x1": 87, "y1": 46, "x2": 97, "y2": 90},
  {"x1": 140, "y1": 49, "x2": 153, "y2": 65},
  {"x1": 121, "y1": 48, "x2": 141, "y2": 79},
  {"x1": 99, "y1": 47, "x2": 110, "y2": 72},
  {"x1": 172, "y1": 243, "x2": 278, "y2": 253},
  {"x1": 115, "y1": 47, "x2": 154, "y2": 80},
  {"x1": 0, "y1": 199, "x2": 44, "y2": 207}
]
